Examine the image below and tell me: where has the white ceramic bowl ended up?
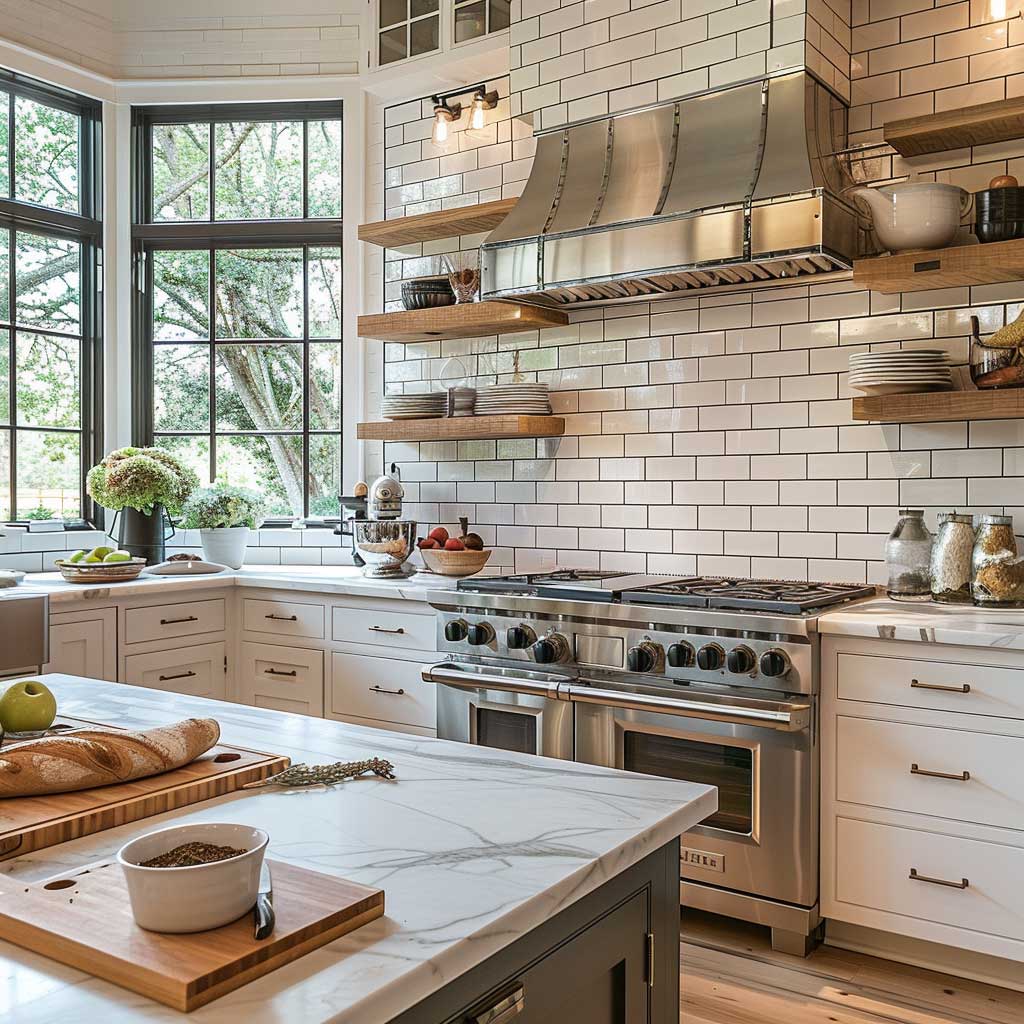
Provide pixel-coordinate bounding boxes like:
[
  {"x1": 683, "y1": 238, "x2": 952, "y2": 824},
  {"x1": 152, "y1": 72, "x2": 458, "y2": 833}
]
[{"x1": 117, "y1": 822, "x2": 268, "y2": 933}]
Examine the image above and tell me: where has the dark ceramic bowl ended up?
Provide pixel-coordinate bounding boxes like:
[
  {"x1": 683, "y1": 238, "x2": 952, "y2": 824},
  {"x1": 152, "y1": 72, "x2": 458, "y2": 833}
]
[
  {"x1": 977, "y1": 218, "x2": 1024, "y2": 243},
  {"x1": 401, "y1": 277, "x2": 455, "y2": 311},
  {"x1": 976, "y1": 186, "x2": 1024, "y2": 210}
]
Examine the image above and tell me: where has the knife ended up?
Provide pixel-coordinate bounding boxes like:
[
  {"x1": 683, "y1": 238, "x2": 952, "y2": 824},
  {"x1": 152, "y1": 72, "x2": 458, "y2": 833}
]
[{"x1": 253, "y1": 862, "x2": 275, "y2": 940}]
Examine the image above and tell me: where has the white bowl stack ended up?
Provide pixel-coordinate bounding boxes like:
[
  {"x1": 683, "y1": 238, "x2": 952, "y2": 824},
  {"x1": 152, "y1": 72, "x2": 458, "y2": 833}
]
[
  {"x1": 848, "y1": 350, "x2": 954, "y2": 395},
  {"x1": 474, "y1": 383, "x2": 552, "y2": 415},
  {"x1": 382, "y1": 392, "x2": 448, "y2": 419}
]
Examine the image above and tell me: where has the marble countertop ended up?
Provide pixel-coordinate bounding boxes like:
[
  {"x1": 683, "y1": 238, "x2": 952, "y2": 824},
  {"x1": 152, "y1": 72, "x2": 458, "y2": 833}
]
[
  {"x1": 0, "y1": 675, "x2": 716, "y2": 1022},
  {"x1": 819, "y1": 596, "x2": 1024, "y2": 651},
  {"x1": 7, "y1": 565, "x2": 459, "y2": 605}
]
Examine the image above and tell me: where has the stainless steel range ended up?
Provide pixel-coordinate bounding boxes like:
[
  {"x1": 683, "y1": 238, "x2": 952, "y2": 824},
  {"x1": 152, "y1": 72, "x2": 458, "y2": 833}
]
[{"x1": 423, "y1": 570, "x2": 875, "y2": 956}]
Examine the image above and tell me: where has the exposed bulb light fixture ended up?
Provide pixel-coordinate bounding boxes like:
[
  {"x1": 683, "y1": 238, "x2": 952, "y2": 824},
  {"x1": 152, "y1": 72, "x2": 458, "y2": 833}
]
[
  {"x1": 431, "y1": 99, "x2": 461, "y2": 145},
  {"x1": 469, "y1": 89, "x2": 499, "y2": 130},
  {"x1": 430, "y1": 86, "x2": 499, "y2": 144}
]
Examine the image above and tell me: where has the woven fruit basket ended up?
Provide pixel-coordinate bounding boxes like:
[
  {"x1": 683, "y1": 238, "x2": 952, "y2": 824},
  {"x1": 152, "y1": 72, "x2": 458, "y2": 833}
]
[
  {"x1": 55, "y1": 557, "x2": 147, "y2": 583},
  {"x1": 419, "y1": 547, "x2": 491, "y2": 577}
]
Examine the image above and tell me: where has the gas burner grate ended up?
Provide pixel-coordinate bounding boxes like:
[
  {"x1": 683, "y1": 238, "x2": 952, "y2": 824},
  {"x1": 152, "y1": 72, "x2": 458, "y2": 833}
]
[{"x1": 622, "y1": 577, "x2": 876, "y2": 614}]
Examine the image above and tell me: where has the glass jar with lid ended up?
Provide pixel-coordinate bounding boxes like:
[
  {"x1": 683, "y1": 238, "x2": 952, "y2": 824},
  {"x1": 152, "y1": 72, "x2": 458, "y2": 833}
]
[
  {"x1": 885, "y1": 509, "x2": 933, "y2": 602},
  {"x1": 972, "y1": 515, "x2": 1024, "y2": 607},
  {"x1": 930, "y1": 512, "x2": 975, "y2": 604}
]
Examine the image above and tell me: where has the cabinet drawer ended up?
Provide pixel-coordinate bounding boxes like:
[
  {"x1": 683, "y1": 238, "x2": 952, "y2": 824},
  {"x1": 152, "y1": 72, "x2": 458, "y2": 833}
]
[
  {"x1": 330, "y1": 652, "x2": 435, "y2": 729},
  {"x1": 331, "y1": 605, "x2": 433, "y2": 653},
  {"x1": 124, "y1": 599, "x2": 225, "y2": 645},
  {"x1": 837, "y1": 716, "x2": 1024, "y2": 831},
  {"x1": 835, "y1": 817, "x2": 1024, "y2": 944},
  {"x1": 837, "y1": 652, "x2": 1024, "y2": 720},
  {"x1": 238, "y1": 642, "x2": 323, "y2": 717},
  {"x1": 123, "y1": 642, "x2": 226, "y2": 700},
  {"x1": 242, "y1": 598, "x2": 324, "y2": 639}
]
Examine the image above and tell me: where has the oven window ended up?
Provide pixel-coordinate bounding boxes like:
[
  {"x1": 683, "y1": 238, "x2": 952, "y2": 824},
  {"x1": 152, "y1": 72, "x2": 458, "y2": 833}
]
[
  {"x1": 476, "y1": 707, "x2": 537, "y2": 755},
  {"x1": 623, "y1": 732, "x2": 752, "y2": 834}
]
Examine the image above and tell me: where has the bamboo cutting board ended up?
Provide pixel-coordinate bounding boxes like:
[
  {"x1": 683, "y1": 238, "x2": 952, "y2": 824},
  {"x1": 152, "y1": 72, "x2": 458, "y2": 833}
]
[
  {"x1": 0, "y1": 858, "x2": 385, "y2": 1011},
  {"x1": 0, "y1": 717, "x2": 290, "y2": 860}
]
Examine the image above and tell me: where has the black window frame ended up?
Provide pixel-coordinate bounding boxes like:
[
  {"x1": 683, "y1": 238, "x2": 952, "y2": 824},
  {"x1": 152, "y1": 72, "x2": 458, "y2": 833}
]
[
  {"x1": 131, "y1": 100, "x2": 344, "y2": 523},
  {"x1": 0, "y1": 69, "x2": 103, "y2": 527}
]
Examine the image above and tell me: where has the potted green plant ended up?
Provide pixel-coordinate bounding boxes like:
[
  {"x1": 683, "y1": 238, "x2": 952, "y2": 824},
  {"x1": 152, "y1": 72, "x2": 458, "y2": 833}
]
[
  {"x1": 86, "y1": 447, "x2": 198, "y2": 564},
  {"x1": 180, "y1": 485, "x2": 264, "y2": 569}
]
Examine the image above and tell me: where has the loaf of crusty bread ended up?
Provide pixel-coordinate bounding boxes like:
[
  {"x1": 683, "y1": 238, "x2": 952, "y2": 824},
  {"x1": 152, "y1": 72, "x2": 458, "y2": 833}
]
[{"x1": 0, "y1": 719, "x2": 221, "y2": 797}]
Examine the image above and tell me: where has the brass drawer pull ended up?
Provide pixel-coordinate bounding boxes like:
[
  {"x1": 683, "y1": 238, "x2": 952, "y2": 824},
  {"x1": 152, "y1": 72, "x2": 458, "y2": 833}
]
[
  {"x1": 266, "y1": 613, "x2": 298, "y2": 621},
  {"x1": 265, "y1": 668, "x2": 298, "y2": 677},
  {"x1": 369, "y1": 625, "x2": 405, "y2": 634},
  {"x1": 160, "y1": 615, "x2": 198, "y2": 625},
  {"x1": 470, "y1": 985, "x2": 525, "y2": 1024},
  {"x1": 158, "y1": 670, "x2": 197, "y2": 682},
  {"x1": 911, "y1": 763, "x2": 970, "y2": 782},
  {"x1": 369, "y1": 685, "x2": 405, "y2": 695},
  {"x1": 909, "y1": 868, "x2": 969, "y2": 890},
  {"x1": 911, "y1": 679, "x2": 971, "y2": 694}
]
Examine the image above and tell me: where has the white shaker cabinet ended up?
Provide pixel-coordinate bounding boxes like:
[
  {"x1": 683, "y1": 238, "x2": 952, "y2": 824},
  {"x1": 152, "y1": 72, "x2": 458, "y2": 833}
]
[{"x1": 44, "y1": 607, "x2": 117, "y2": 681}]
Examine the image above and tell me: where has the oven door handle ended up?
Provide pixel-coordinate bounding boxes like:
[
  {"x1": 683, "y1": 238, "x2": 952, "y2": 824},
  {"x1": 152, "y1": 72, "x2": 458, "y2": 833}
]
[
  {"x1": 422, "y1": 663, "x2": 565, "y2": 701},
  {"x1": 566, "y1": 684, "x2": 811, "y2": 732}
]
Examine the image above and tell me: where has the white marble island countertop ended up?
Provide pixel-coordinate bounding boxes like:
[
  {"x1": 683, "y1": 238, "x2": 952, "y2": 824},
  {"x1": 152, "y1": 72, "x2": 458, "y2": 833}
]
[
  {"x1": 820, "y1": 595, "x2": 1024, "y2": 651},
  {"x1": 0, "y1": 675, "x2": 716, "y2": 1023}
]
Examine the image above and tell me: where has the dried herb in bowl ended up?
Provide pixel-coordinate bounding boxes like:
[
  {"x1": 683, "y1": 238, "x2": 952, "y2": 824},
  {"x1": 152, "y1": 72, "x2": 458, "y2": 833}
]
[{"x1": 141, "y1": 841, "x2": 247, "y2": 867}]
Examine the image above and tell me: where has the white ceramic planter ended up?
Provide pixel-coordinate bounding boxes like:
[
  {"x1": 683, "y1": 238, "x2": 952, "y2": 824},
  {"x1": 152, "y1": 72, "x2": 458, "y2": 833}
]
[
  {"x1": 849, "y1": 182, "x2": 971, "y2": 253},
  {"x1": 199, "y1": 526, "x2": 249, "y2": 569}
]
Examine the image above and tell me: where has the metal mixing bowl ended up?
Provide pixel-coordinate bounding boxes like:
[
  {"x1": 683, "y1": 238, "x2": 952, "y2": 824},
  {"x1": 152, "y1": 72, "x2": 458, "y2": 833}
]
[{"x1": 352, "y1": 519, "x2": 417, "y2": 577}]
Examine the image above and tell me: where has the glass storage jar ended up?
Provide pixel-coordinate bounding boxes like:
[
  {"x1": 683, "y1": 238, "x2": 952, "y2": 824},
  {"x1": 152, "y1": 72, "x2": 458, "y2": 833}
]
[
  {"x1": 885, "y1": 509, "x2": 933, "y2": 602},
  {"x1": 930, "y1": 512, "x2": 975, "y2": 604},
  {"x1": 972, "y1": 515, "x2": 1024, "y2": 607}
]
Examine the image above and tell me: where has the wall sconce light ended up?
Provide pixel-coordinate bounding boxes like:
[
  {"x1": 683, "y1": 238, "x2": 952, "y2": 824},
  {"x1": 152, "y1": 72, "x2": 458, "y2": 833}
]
[
  {"x1": 469, "y1": 89, "x2": 499, "y2": 130},
  {"x1": 431, "y1": 99, "x2": 461, "y2": 145},
  {"x1": 430, "y1": 84, "x2": 500, "y2": 144}
]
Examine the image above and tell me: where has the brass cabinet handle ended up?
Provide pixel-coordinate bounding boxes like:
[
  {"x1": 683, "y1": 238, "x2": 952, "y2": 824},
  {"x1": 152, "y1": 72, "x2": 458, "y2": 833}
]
[
  {"x1": 369, "y1": 625, "x2": 405, "y2": 634},
  {"x1": 909, "y1": 868, "x2": 969, "y2": 890},
  {"x1": 369, "y1": 685, "x2": 405, "y2": 695},
  {"x1": 265, "y1": 668, "x2": 298, "y2": 677},
  {"x1": 911, "y1": 679, "x2": 971, "y2": 694},
  {"x1": 158, "y1": 670, "x2": 197, "y2": 681},
  {"x1": 160, "y1": 615, "x2": 198, "y2": 625},
  {"x1": 266, "y1": 613, "x2": 298, "y2": 621},
  {"x1": 911, "y1": 763, "x2": 970, "y2": 782},
  {"x1": 470, "y1": 986, "x2": 525, "y2": 1024}
]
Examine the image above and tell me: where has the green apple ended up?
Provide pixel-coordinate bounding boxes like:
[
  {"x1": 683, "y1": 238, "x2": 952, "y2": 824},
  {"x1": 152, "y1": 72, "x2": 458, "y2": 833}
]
[
  {"x1": 66, "y1": 549, "x2": 87, "y2": 563},
  {"x1": 83, "y1": 554, "x2": 103, "y2": 563},
  {"x1": 103, "y1": 550, "x2": 132, "y2": 563},
  {"x1": 87, "y1": 545, "x2": 114, "y2": 560},
  {"x1": 0, "y1": 679, "x2": 57, "y2": 733}
]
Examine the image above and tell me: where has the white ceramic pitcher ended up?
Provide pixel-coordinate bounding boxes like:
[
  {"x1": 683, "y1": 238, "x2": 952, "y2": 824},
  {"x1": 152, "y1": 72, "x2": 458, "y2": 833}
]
[{"x1": 848, "y1": 181, "x2": 971, "y2": 253}]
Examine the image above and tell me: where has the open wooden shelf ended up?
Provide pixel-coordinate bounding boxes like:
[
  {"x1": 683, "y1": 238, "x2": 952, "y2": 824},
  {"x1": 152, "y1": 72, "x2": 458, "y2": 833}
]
[
  {"x1": 852, "y1": 389, "x2": 1024, "y2": 424},
  {"x1": 357, "y1": 415, "x2": 565, "y2": 442},
  {"x1": 358, "y1": 301, "x2": 568, "y2": 343},
  {"x1": 358, "y1": 198, "x2": 518, "y2": 248},
  {"x1": 885, "y1": 97, "x2": 1024, "y2": 158},
  {"x1": 853, "y1": 237, "x2": 1024, "y2": 294}
]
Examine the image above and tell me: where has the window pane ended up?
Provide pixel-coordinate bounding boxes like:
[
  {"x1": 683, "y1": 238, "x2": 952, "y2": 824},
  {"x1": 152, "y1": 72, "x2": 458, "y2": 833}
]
[
  {"x1": 215, "y1": 248, "x2": 302, "y2": 339},
  {"x1": 309, "y1": 434, "x2": 340, "y2": 516},
  {"x1": 410, "y1": 15, "x2": 439, "y2": 55},
  {"x1": 0, "y1": 92, "x2": 9, "y2": 198},
  {"x1": 15, "y1": 232, "x2": 80, "y2": 334},
  {"x1": 0, "y1": 331, "x2": 8, "y2": 424},
  {"x1": 489, "y1": 0, "x2": 511, "y2": 31},
  {"x1": 307, "y1": 121, "x2": 342, "y2": 218},
  {"x1": 151, "y1": 123, "x2": 210, "y2": 221},
  {"x1": 215, "y1": 122, "x2": 302, "y2": 220},
  {"x1": 216, "y1": 344, "x2": 304, "y2": 431},
  {"x1": 0, "y1": 228, "x2": 8, "y2": 323},
  {"x1": 379, "y1": 25, "x2": 407, "y2": 64},
  {"x1": 412, "y1": 0, "x2": 438, "y2": 15},
  {"x1": 14, "y1": 96, "x2": 79, "y2": 212},
  {"x1": 455, "y1": 1, "x2": 486, "y2": 41},
  {"x1": 154, "y1": 434, "x2": 211, "y2": 487},
  {"x1": 16, "y1": 429, "x2": 80, "y2": 520},
  {"x1": 216, "y1": 434, "x2": 302, "y2": 517},
  {"x1": 380, "y1": 0, "x2": 405, "y2": 27},
  {"x1": 0, "y1": 429, "x2": 9, "y2": 519},
  {"x1": 153, "y1": 250, "x2": 210, "y2": 340},
  {"x1": 16, "y1": 333, "x2": 79, "y2": 428},
  {"x1": 155, "y1": 344, "x2": 210, "y2": 431},
  {"x1": 310, "y1": 343, "x2": 341, "y2": 430},
  {"x1": 309, "y1": 247, "x2": 341, "y2": 337}
]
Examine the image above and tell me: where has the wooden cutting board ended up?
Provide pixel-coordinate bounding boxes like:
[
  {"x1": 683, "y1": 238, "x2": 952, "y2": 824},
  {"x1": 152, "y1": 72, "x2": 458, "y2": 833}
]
[
  {"x1": 0, "y1": 716, "x2": 290, "y2": 860},
  {"x1": 0, "y1": 858, "x2": 385, "y2": 1011}
]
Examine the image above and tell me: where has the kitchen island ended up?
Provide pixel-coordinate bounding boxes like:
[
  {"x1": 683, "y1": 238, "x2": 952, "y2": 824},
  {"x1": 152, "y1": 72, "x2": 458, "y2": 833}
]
[{"x1": 0, "y1": 674, "x2": 716, "y2": 1022}]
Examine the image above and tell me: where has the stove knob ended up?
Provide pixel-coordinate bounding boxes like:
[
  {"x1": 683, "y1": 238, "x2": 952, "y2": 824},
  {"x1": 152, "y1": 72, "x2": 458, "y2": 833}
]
[
  {"x1": 726, "y1": 645, "x2": 756, "y2": 675},
  {"x1": 506, "y1": 624, "x2": 536, "y2": 650},
  {"x1": 531, "y1": 634, "x2": 568, "y2": 665},
  {"x1": 760, "y1": 649, "x2": 791, "y2": 678},
  {"x1": 627, "y1": 641, "x2": 661, "y2": 674},
  {"x1": 667, "y1": 642, "x2": 694, "y2": 668},
  {"x1": 695, "y1": 643, "x2": 724, "y2": 672},
  {"x1": 444, "y1": 619, "x2": 468, "y2": 642},
  {"x1": 466, "y1": 622, "x2": 495, "y2": 646}
]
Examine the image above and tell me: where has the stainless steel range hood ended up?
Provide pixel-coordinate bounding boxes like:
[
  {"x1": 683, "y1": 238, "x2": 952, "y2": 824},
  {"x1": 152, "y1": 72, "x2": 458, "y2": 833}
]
[{"x1": 480, "y1": 71, "x2": 858, "y2": 307}]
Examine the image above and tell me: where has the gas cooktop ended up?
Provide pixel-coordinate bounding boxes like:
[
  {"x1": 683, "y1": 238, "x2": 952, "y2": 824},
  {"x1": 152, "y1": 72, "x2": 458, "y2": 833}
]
[{"x1": 458, "y1": 570, "x2": 876, "y2": 614}]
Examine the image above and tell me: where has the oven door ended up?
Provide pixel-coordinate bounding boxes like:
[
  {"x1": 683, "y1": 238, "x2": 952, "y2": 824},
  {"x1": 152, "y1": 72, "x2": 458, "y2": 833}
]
[
  {"x1": 574, "y1": 686, "x2": 816, "y2": 907},
  {"x1": 423, "y1": 662, "x2": 574, "y2": 760}
]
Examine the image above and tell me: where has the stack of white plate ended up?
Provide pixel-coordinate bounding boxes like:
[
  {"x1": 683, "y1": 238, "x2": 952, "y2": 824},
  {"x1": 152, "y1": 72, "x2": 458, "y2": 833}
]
[
  {"x1": 382, "y1": 392, "x2": 448, "y2": 419},
  {"x1": 848, "y1": 350, "x2": 954, "y2": 396},
  {"x1": 474, "y1": 383, "x2": 552, "y2": 415}
]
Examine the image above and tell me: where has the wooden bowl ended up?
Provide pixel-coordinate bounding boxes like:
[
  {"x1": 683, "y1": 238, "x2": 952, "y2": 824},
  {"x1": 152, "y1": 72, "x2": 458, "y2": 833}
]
[
  {"x1": 55, "y1": 557, "x2": 147, "y2": 583},
  {"x1": 419, "y1": 547, "x2": 492, "y2": 577}
]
